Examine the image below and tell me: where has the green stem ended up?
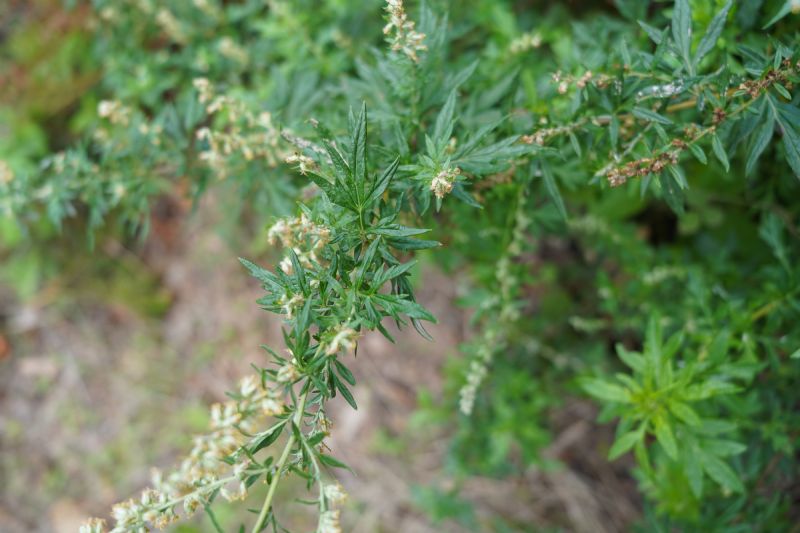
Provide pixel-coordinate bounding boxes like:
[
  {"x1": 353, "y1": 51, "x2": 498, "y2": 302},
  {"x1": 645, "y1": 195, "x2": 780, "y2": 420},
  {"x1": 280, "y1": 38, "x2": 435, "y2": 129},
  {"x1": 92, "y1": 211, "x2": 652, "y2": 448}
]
[{"x1": 251, "y1": 383, "x2": 311, "y2": 533}]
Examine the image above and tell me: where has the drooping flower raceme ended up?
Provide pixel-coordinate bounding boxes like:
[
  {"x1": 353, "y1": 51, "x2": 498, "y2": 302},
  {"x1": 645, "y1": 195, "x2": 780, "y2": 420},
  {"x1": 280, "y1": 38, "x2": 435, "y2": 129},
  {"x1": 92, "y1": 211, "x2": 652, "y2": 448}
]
[{"x1": 383, "y1": 0, "x2": 427, "y2": 62}]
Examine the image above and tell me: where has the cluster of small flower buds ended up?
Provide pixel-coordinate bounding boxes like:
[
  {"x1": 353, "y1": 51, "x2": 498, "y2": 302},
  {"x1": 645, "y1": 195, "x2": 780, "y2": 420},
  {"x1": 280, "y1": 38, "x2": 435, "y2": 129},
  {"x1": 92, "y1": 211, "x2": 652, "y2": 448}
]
[
  {"x1": 737, "y1": 60, "x2": 797, "y2": 99},
  {"x1": 642, "y1": 265, "x2": 685, "y2": 286},
  {"x1": 459, "y1": 328, "x2": 500, "y2": 415},
  {"x1": 95, "y1": 101, "x2": 165, "y2": 154},
  {"x1": 193, "y1": 77, "x2": 214, "y2": 105},
  {"x1": 551, "y1": 70, "x2": 611, "y2": 94},
  {"x1": 279, "y1": 293, "x2": 305, "y2": 320},
  {"x1": 79, "y1": 518, "x2": 107, "y2": 533},
  {"x1": 430, "y1": 166, "x2": 461, "y2": 199},
  {"x1": 81, "y1": 375, "x2": 285, "y2": 532},
  {"x1": 383, "y1": 0, "x2": 427, "y2": 62},
  {"x1": 156, "y1": 8, "x2": 187, "y2": 44},
  {"x1": 568, "y1": 214, "x2": 622, "y2": 245},
  {"x1": 267, "y1": 213, "x2": 332, "y2": 274},
  {"x1": 315, "y1": 481, "x2": 348, "y2": 532},
  {"x1": 98, "y1": 100, "x2": 132, "y2": 126},
  {"x1": 318, "y1": 510, "x2": 342, "y2": 533},
  {"x1": 218, "y1": 36, "x2": 249, "y2": 65},
  {"x1": 285, "y1": 152, "x2": 318, "y2": 175},
  {"x1": 604, "y1": 57, "x2": 797, "y2": 188},
  {"x1": 324, "y1": 482, "x2": 348, "y2": 505},
  {"x1": 323, "y1": 325, "x2": 359, "y2": 356},
  {"x1": 521, "y1": 119, "x2": 585, "y2": 146},
  {"x1": 193, "y1": 78, "x2": 289, "y2": 176},
  {"x1": 0, "y1": 160, "x2": 13, "y2": 185},
  {"x1": 192, "y1": 0, "x2": 220, "y2": 18},
  {"x1": 606, "y1": 149, "x2": 682, "y2": 187},
  {"x1": 276, "y1": 358, "x2": 300, "y2": 383},
  {"x1": 509, "y1": 32, "x2": 542, "y2": 54},
  {"x1": 459, "y1": 191, "x2": 529, "y2": 415}
]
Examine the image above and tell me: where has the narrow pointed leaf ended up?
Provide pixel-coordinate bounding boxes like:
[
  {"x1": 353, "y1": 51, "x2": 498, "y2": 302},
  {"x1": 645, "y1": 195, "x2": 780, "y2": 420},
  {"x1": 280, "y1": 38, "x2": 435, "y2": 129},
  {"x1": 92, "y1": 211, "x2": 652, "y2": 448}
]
[{"x1": 695, "y1": 0, "x2": 732, "y2": 64}]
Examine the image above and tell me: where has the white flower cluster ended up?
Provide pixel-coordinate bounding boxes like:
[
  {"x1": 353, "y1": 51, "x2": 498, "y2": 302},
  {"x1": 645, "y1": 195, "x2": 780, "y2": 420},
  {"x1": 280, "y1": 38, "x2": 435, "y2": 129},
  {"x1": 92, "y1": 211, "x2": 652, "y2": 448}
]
[
  {"x1": 267, "y1": 213, "x2": 331, "y2": 274},
  {"x1": 218, "y1": 37, "x2": 249, "y2": 65},
  {"x1": 276, "y1": 358, "x2": 300, "y2": 383},
  {"x1": 98, "y1": 100, "x2": 132, "y2": 126},
  {"x1": 95, "y1": 100, "x2": 163, "y2": 154},
  {"x1": 316, "y1": 482, "x2": 348, "y2": 533},
  {"x1": 193, "y1": 78, "x2": 289, "y2": 177},
  {"x1": 285, "y1": 152, "x2": 318, "y2": 175},
  {"x1": 192, "y1": 0, "x2": 221, "y2": 18},
  {"x1": 318, "y1": 510, "x2": 342, "y2": 533},
  {"x1": 81, "y1": 375, "x2": 285, "y2": 532},
  {"x1": 430, "y1": 166, "x2": 461, "y2": 199},
  {"x1": 551, "y1": 70, "x2": 609, "y2": 95},
  {"x1": 521, "y1": 118, "x2": 584, "y2": 147},
  {"x1": 458, "y1": 327, "x2": 498, "y2": 415},
  {"x1": 323, "y1": 325, "x2": 359, "y2": 356},
  {"x1": 383, "y1": 0, "x2": 427, "y2": 62},
  {"x1": 156, "y1": 8, "x2": 187, "y2": 44},
  {"x1": 509, "y1": 32, "x2": 542, "y2": 54},
  {"x1": 279, "y1": 293, "x2": 305, "y2": 320},
  {"x1": 459, "y1": 191, "x2": 529, "y2": 415},
  {"x1": 0, "y1": 160, "x2": 13, "y2": 185}
]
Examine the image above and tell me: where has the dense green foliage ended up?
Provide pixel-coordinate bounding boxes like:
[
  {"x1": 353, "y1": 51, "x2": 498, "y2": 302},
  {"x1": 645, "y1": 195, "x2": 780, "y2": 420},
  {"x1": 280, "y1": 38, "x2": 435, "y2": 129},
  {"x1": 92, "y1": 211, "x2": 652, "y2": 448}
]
[{"x1": 2, "y1": 0, "x2": 799, "y2": 531}]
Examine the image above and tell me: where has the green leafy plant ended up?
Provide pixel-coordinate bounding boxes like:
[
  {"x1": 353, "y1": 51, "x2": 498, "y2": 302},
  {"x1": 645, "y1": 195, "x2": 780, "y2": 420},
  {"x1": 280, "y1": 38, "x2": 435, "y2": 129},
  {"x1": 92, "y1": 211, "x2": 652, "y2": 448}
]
[{"x1": 582, "y1": 318, "x2": 747, "y2": 497}]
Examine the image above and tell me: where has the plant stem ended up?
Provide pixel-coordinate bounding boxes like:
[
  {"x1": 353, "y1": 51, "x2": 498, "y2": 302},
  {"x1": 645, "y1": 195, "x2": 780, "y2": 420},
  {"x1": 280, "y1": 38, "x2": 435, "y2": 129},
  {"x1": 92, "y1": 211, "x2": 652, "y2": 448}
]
[{"x1": 251, "y1": 383, "x2": 311, "y2": 533}]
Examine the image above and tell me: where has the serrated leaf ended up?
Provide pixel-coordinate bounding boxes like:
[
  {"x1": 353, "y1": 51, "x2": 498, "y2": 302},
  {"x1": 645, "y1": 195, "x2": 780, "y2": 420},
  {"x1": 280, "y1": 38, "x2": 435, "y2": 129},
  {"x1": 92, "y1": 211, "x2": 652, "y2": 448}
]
[
  {"x1": 541, "y1": 161, "x2": 567, "y2": 220},
  {"x1": 680, "y1": 438, "x2": 703, "y2": 498},
  {"x1": 451, "y1": 183, "x2": 483, "y2": 208},
  {"x1": 610, "y1": 116, "x2": 620, "y2": 148},
  {"x1": 705, "y1": 439, "x2": 746, "y2": 457},
  {"x1": 763, "y1": 0, "x2": 792, "y2": 29},
  {"x1": 366, "y1": 158, "x2": 399, "y2": 207},
  {"x1": 633, "y1": 106, "x2": 673, "y2": 125},
  {"x1": 688, "y1": 143, "x2": 707, "y2": 164},
  {"x1": 352, "y1": 103, "x2": 368, "y2": 203},
  {"x1": 568, "y1": 131, "x2": 582, "y2": 157},
  {"x1": 356, "y1": 237, "x2": 381, "y2": 287},
  {"x1": 581, "y1": 378, "x2": 631, "y2": 403},
  {"x1": 695, "y1": 0, "x2": 732, "y2": 65},
  {"x1": 386, "y1": 236, "x2": 440, "y2": 251},
  {"x1": 745, "y1": 110, "x2": 775, "y2": 175},
  {"x1": 239, "y1": 258, "x2": 281, "y2": 288},
  {"x1": 759, "y1": 212, "x2": 790, "y2": 271},
  {"x1": 634, "y1": 439, "x2": 653, "y2": 476},
  {"x1": 323, "y1": 140, "x2": 350, "y2": 182},
  {"x1": 654, "y1": 415, "x2": 678, "y2": 460},
  {"x1": 773, "y1": 83, "x2": 792, "y2": 100},
  {"x1": 318, "y1": 453, "x2": 352, "y2": 471},
  {"x1": 700, "y1": 451, "x2": 744, "y2": 493},
  {"x1": 434, "y1": 90, "x2": 457, "y2": 145},
  {"x1": 609, "y1": 429, "x2": 643, "y2": 460},
  {"x1": 773, "y1": 100, "x2": 800, "y2": 178},
  {"x1": 659, "y1": 170, "x2": 685, "y2": 214},
  {"x1": 669, "y1": 401, "x2": 701, "y2": 426},
  {"x1": 334, "y1": 360, "x2": 356, "y2": 386},
  {"x1": 638, "y1": 20, "x2": 664, "y2": 44},
  {"x1": 711, "y1": 134, "x2": 730, "y2": 172},
  {"x1": 332, "y1": 374, "x2": 357, "y2": 409},
  {"x1": 672, "y1": 0, "x2": 692, "y2": 72},
  {"x1": 249, "y1": 422, "x2": 286, "y2": 454},
  {"x1": 370, "y1": 225, "x2": 430, "y2": 237},
  {"x1": 616, "y1": 344, "x2": 645, "y2": 373}
]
